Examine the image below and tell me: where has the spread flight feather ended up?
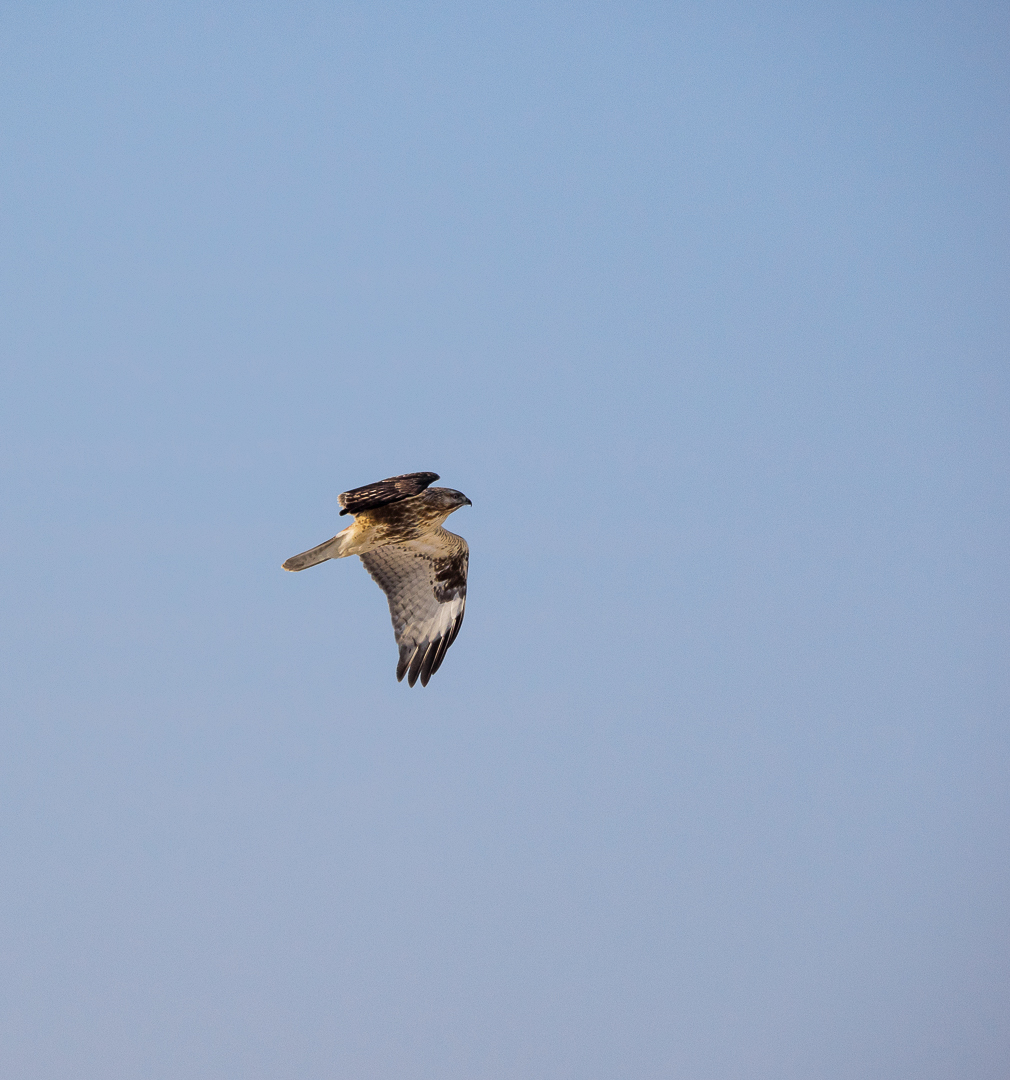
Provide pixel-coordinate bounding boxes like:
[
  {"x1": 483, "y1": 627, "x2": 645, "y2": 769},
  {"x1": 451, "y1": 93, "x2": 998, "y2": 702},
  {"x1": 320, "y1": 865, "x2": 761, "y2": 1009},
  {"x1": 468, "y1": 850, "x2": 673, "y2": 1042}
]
[{"x1": 282, "y1": 472, "x2": 471, "y2": 687}]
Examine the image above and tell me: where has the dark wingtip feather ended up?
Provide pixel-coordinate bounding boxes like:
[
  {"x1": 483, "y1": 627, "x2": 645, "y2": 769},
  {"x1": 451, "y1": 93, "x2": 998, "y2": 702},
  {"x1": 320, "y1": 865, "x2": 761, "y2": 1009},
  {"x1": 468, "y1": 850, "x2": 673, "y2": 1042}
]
[
  {"x1": 419, "y1": 639, "x2": 443, "y2": 687},
  {"x1": 428, "y1": 613, "x2": 463, "y2": 678},
  {"x1": 397, "y1": 646, "x2": 415, "y2": 683},
  {"x1": 407, "y1": 640, "x2": 430, "y2": 687},
  {"x1": 427, "y1": 634, "x2": 451, "y2": 680}
]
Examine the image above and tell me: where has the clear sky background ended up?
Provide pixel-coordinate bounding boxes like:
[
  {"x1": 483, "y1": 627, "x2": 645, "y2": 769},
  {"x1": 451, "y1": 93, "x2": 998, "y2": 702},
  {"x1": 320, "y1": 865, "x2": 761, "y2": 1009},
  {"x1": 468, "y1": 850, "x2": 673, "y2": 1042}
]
[{"x1": 2, "y1": 3, "x2": 1007, "y2": 1078}]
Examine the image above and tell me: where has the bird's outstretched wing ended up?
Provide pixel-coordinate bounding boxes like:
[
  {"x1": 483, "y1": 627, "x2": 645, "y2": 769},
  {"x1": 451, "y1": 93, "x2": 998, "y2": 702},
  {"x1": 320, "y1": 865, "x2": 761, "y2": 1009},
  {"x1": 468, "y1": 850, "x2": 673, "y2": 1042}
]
[
  {"x1": 359, "y1": 531, "x2": 468, "y2": 687},
  {"x1": 338, "y1": 472, "x2": 440, "y2": 516}
]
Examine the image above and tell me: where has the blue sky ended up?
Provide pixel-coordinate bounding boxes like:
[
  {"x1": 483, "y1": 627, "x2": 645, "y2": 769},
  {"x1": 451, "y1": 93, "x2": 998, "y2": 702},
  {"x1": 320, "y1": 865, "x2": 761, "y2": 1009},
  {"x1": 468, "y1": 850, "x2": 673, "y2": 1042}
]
[{"x1": 2, "y1": 3, "x2": 1008, "y2": 1077}]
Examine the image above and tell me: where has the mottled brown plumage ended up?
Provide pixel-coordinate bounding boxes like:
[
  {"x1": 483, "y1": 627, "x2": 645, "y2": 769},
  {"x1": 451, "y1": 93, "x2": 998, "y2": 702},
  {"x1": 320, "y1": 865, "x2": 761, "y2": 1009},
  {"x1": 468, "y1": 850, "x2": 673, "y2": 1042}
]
[
  {"x1": 337, "y1": 471, "x2": 440, "y2": 516},
  {"x1": 282, "y1": 472, "x2": 471, "y2": 686}
]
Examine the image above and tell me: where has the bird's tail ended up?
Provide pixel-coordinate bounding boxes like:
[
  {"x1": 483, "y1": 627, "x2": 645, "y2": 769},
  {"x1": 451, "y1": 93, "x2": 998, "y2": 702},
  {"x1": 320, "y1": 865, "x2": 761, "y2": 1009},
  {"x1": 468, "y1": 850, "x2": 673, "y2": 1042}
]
[{"x1": 282, "y1": 528, "x2": 353, "y2": 571}]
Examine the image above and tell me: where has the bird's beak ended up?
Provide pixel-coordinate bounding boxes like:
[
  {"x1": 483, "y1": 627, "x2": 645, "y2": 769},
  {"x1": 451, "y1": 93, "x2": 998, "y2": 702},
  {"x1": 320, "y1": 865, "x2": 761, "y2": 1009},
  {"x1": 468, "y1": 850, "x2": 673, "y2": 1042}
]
[{"x1": 463, "y1": 497, "x2": 472, "y2": 506}]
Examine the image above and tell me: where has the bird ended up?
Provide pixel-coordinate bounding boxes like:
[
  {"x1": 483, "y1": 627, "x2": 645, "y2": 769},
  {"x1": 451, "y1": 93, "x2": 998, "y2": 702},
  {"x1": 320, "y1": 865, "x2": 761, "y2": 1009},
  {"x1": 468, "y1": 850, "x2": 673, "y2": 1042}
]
[{"x1": 282, "y1": 471, "x2": 471, "y2": 687}]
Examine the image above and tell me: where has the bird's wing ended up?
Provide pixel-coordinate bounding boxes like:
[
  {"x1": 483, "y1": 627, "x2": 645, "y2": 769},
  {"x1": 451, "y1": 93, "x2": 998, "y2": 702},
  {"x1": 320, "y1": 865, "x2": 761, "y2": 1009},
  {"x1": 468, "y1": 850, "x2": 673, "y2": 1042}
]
[
  {"x1": 359, "y1": 530, "x2": 468, "y2": 687},
  {"x1": 338, "y1": 472, "x2": 440, "y2": 516}
]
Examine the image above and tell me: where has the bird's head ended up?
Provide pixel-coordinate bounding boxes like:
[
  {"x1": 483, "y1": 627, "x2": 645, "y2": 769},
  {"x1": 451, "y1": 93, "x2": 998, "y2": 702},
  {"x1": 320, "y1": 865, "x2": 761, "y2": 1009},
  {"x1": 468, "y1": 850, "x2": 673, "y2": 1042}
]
[{"x1": 423, "y1": 487, "x2": 472, "y2": 515}]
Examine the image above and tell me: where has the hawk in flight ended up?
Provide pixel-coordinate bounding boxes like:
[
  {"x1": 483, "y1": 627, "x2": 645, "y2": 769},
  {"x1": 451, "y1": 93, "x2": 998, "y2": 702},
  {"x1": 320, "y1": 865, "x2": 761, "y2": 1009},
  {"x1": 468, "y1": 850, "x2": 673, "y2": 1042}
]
[{"x1": 283, "y1": 472, "x2": 471, "y2": 687}]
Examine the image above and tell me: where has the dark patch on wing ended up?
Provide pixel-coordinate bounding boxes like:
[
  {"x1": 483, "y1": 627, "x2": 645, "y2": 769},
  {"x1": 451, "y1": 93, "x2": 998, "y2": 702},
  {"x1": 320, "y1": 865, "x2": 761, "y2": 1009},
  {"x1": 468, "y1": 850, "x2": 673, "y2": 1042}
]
[
  {"x1": 433, "y1": 553, "x2": 467, "y2": 602},
  {"x1": 338, "y1": 472, "x2": 440, "y2": 516}
]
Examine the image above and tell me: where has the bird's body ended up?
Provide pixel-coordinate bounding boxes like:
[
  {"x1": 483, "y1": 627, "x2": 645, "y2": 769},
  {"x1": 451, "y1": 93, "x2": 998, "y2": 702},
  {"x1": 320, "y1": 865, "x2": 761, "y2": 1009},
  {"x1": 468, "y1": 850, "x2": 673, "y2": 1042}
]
[{"x1": 283, "y1": 472, "x2": 471, "y2": 686}]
